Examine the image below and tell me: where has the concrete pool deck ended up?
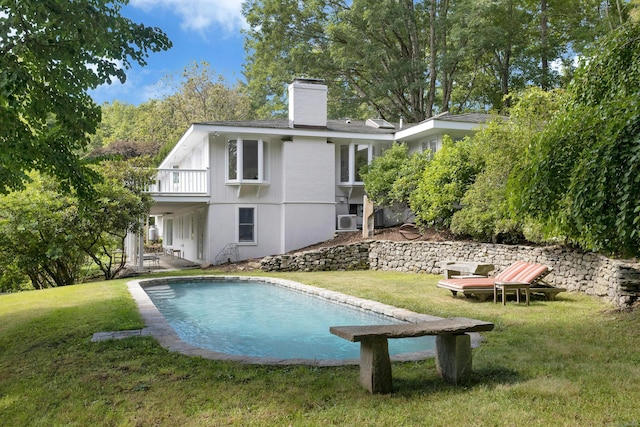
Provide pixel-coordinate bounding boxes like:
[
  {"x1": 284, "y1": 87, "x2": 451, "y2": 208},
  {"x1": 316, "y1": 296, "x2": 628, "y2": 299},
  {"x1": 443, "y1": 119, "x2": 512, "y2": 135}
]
[{"x1": 92, "y1": 275, "x2": 486, "y2": 366}]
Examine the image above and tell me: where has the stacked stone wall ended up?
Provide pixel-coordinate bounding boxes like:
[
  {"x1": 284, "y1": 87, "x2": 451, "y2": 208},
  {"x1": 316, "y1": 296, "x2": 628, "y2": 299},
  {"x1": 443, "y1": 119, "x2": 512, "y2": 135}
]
[
  {"x1": 261, "y1": 243, "x2": 370, "y2": 272},
  {"x1": 261, "y1": 240, "x2": 640, "y2": 308}
]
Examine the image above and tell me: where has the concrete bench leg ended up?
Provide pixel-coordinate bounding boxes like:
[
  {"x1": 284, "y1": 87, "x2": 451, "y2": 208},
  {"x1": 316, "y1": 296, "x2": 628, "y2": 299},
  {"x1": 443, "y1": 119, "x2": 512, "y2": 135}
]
[
  {"x1": 435, "y1": 333, "x2": 472, "y2": 385},
  {"x1": 359, "y1": 337, "x2": 393, "y2": 394}
]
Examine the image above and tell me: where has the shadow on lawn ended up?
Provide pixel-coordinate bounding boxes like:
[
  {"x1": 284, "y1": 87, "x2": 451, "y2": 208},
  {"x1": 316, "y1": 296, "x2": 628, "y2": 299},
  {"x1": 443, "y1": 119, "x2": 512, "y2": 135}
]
[{"x1": 391, "y1": 365, "x2": 521, "y2": 395}]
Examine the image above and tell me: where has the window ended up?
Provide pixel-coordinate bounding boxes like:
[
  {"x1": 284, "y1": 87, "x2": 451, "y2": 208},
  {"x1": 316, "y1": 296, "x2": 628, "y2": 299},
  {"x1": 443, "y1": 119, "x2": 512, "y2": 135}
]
[
  {"x1": 340, "y1": 143, "x2": 372, "y2": 184},
  {"x1": 340, "y1": 145, "x2": 350, "y2": 182},
  {"x1": 355, "y1": 144, "x2": 369, "y2": 182},
  {"x1": 172, "y1": 165, "x2": 179, "y2": 184},
  {"x1": 165, "y1": 219, "x2": 173, "y2": 246},
  {"x1": 421, "y1": 138, "x2": 438, "y2": 158},
  {"x1": 227, "y1": 138, "x2": 265, "y2": 182},
  {"x1": 227, "y1": 140, "x2": 237, "y2": 180},
  {"x1": 238, "y1": 207, "x2": 255, "y2": 243}
]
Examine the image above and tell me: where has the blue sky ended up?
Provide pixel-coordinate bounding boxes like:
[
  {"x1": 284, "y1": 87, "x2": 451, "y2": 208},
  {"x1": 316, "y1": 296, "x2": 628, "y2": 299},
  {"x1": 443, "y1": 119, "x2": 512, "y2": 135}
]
[{"x1": 89, "y1": 0, "x2": 247, "y2": 106}]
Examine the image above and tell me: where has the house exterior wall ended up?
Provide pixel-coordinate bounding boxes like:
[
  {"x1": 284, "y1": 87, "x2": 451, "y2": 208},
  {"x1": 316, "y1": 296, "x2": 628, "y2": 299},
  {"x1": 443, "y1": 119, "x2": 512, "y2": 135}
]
[
  {"x1": 147, "y1": 80, "x2": 495, "y2": 266},
  {"x1": 199, "y1": 132, "x2": 336, "y2": 263},
  {"x1": 281, "y1": 136, "x2": 335, "y2": 252}
]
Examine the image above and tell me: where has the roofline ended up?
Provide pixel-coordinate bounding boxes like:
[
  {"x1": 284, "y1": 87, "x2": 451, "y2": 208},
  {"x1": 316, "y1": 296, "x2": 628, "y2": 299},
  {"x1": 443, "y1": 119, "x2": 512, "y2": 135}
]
[
  {"x1": 395, "y1": 118, "x2": 484, "y2": 140},
  {"x1": 158, "y1": 124, "x2": 198, "y2": 169},
  {"x1": 159, "y1": 114, "x2": 494, "y2": 167},
  {"x1": 188, "y1": 122, "x2": 396, "y2": 141}
]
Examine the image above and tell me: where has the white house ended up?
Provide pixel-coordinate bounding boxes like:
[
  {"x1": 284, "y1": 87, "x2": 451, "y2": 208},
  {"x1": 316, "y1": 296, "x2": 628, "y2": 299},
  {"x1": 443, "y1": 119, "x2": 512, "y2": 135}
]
[{"x1": 142, "y1": 78, "x2": 492, "y2": 265}]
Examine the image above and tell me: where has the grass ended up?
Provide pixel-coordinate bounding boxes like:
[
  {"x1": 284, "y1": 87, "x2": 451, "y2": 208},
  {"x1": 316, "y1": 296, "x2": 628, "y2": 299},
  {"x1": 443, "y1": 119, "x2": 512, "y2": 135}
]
[{"x1": 1, "y1": 269, "x2": 639, "y2": 426}]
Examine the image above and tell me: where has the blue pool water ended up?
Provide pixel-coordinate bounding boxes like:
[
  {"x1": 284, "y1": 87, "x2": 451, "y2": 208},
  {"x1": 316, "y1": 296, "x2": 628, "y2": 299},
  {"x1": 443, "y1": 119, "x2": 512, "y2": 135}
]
[{"x1": 143, "y1": 280, "x2": 435, "y2": 360}]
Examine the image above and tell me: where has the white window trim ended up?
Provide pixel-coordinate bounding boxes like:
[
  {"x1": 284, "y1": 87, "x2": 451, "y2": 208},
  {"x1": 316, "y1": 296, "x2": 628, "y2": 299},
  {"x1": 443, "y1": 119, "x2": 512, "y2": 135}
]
[
  {"x1": 236, "y1": 205, "x2": 257, "y2": 245},
  {"x1": 226, "y1": 138, "x2": 266, "y2": 184},
  {"x1": 421, "y1": 138, "x2": 439, "y2": 158},
  {"x1": 340, "y1": 142, "x2": 372, "y2": 185}
]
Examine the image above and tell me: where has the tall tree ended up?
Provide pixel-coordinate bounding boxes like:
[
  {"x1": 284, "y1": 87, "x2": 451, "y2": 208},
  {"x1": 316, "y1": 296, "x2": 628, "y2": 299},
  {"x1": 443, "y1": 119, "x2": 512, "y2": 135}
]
[
  {"x1": 243, "y1": 0, "x2": 340, "y2": 118},
  {"x1": 328, "y1": 0, "x2": 430, "y2": 121},
  {"x1": 90, "y1": 62, "x2": 252, "y2": 163},
  {"x1": 160, "y1": 62, "x2": 251, "y2": 125},
  {"x1": 243, "y1": 0, "x2": 632, "y2": 118},
  {"x1": 154, "y1": 62, "x2": 252, "y2": 160},
  {"x1": 75, "y1": 159, "x2": 155, "y2": 280},
  {"x1": 0, "y1": 0, "x2": 171, "y2": 196}
]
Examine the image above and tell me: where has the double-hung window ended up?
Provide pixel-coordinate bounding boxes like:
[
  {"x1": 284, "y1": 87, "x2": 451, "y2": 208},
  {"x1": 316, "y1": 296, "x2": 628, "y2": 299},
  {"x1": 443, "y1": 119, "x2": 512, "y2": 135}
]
[
  {"x1": 227, "y1": 138, "x2": 265, "y2": 182},
  {"x1": 340, "y1": 143, "x2": 372, "y2": 184},
  {"x1": 237, "y1": 207, "x2": 256, "y2": 243}
]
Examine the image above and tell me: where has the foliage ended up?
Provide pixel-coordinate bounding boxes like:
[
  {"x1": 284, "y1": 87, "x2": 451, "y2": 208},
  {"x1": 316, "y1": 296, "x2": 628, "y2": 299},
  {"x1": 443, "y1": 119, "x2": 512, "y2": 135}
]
[
  {"x1": 242, "y1": 0, "x2": 347, "y2": 119},
  {"x1": 361, "y1": 143, "x2": 429, "y2": 214},
  {"x1": 0, "y1": 161, "x2": 154, "y2": 291},
  {"x1": 76, "y1": 159, "x2": 155, "y2": 280},
  {"x1": 0, "y1": 175, "x2": 88, "y2": 290},
  {"x1": 89, "y1": 62, "x2": 251, "y2": 163},
  {"x1": 154, "y1": 62, "x2": 252, "y2": 160},
  {"x1": 509, "y1": 22, "x2": 640, "y2": 257},
  {"x1": 327, "y1": 0, "x2": 429, "y2": 121},
  {"x1": 161, "y1": 62, "x2": 252, "y2": 124},
  {"x1": 0, "y1": 0, "x2": 171, "y2": 196},
  {"x1": 410, "y1": 136, "x2": 483, "y2": 228},
  {"x1": 242, "y1": 0, "x2": 632, "y2": 120},
  {"x1": 450, "y1": 88, "x2": 563, "y2": 242}
]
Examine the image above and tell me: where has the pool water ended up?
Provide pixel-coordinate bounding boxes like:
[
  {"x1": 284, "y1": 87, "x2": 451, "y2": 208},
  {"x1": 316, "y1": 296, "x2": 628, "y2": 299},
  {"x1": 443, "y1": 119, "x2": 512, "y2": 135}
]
[{"x1": 144, "y1": 280, "x2": 435, "y2": 360}]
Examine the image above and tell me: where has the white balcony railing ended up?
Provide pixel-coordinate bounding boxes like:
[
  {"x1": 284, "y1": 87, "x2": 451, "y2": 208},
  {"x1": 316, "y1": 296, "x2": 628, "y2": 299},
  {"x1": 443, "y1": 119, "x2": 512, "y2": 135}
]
[{"x1": 148, "y1": 169, "x2": 208, "y2": 194}]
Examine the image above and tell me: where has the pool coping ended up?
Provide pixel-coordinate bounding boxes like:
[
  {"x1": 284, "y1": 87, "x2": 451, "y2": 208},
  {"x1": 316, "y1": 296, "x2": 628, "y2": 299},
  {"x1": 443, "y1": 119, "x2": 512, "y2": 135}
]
[{"x1": 120, "y1": 275, "x2": 485, "y2": 366}]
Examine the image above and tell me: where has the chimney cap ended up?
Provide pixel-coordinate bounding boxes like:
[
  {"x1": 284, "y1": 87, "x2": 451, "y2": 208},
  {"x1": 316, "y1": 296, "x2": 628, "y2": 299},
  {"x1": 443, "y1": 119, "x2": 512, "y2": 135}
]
[{"x1": 292, "y1": 77, "x2": 325, "y2": 85}]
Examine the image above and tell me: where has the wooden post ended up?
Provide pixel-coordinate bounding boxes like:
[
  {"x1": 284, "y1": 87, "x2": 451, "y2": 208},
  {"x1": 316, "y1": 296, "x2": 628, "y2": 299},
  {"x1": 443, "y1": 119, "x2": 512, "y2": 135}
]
[{"x1": 362, "y1": 195, "x2": 375, "y2": 238}]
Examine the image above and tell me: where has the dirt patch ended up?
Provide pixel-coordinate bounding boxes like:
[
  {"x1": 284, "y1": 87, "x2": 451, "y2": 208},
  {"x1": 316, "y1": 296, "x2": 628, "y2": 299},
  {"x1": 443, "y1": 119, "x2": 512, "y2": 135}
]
[{"x1": 295, "y1": 225, "x2": 454, "y2": 251}]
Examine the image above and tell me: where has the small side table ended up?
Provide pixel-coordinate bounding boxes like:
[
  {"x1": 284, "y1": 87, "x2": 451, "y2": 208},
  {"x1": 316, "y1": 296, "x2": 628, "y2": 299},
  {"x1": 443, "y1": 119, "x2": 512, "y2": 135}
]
[
  {"x1": 494, "y1": 281, "x2": 530, "y2": 305},
  {"x1": 440, "y1": 261, "x2": 494, "y2": 279}
]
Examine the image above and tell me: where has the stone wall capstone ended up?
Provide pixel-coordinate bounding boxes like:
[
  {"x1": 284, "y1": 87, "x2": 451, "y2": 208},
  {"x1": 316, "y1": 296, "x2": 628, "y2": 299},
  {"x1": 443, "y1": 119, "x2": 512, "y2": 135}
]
[{"x1": 260, "y1": 240, "x2": 640, "y2": 308}]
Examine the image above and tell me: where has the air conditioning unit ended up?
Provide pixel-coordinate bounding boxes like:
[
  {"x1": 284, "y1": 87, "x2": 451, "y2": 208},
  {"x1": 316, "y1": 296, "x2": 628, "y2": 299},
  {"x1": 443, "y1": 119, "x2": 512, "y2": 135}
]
[{"x1": 337, "y1": 214, "x2": 357, "y2": 231}]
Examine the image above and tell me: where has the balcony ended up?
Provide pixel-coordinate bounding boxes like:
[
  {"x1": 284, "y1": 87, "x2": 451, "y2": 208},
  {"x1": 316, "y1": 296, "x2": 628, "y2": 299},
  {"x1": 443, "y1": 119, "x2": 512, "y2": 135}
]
[{"x1": 148, "y1": 169, "x2": 209, "y2": 195}]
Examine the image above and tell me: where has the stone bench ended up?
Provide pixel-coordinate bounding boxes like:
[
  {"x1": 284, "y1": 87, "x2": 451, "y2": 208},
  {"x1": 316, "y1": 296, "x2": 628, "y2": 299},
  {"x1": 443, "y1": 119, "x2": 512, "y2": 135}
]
[{"x1": 330, "y1": 317, "x2": 494, "y2": 393}]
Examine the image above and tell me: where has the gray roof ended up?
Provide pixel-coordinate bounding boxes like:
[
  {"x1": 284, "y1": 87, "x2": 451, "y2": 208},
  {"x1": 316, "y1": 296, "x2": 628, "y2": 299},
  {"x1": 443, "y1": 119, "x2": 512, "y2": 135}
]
[
  {"x1": 194, "y1": 118, "x2": 404, "y2": 135},
  {"x1": 433, "y1": 112, "x2": 496, "y2": 123},
  {"x1": 194, "y1": 112, "x2": 494, "y2": 136}
]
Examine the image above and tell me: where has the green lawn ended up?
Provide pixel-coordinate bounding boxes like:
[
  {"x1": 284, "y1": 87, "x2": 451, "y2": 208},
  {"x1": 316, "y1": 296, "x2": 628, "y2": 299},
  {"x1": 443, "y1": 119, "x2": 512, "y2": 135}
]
[{"x1": 1, "y1": 269, "x2": 639, "y2": 426}]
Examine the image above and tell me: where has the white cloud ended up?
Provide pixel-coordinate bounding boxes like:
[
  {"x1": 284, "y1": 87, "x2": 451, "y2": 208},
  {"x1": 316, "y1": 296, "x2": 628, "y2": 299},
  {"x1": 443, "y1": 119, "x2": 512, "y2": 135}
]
[{"x1": 130, "y1": 0, "x2": 247, "y2": 34}]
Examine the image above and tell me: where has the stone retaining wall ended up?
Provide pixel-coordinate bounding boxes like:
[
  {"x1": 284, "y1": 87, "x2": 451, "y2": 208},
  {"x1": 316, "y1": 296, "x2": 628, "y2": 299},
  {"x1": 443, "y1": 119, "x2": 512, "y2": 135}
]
[
  {"x1": 261, "y1": 243, "x2": 371, "y2": 272},
  {"x1": 261, "y1": 240, "x2": 640, "y2": 308}
]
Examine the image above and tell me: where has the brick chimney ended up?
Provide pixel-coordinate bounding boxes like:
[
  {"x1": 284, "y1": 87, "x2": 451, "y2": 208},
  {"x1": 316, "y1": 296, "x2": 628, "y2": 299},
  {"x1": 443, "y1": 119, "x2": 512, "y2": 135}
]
[{"x1": 288, "y1": 78, "x2": 327, "y2": 128}]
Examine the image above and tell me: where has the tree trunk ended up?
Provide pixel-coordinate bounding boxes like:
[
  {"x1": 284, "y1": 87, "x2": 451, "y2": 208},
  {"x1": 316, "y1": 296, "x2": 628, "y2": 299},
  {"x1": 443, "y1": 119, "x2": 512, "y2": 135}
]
[
  {"x1": 426, "y1": 0, "x2": 438, "y2": 118},
  {"x1": 540, "y1": 0, "x2": 549, "y2": 90}
]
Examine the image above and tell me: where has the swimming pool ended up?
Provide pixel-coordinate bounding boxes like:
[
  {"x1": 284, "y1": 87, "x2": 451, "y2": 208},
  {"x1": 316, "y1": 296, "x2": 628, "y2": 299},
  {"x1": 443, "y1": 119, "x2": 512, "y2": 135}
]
[{"x1": 128, "y1": 276, "x2": 444, "y2": 365}]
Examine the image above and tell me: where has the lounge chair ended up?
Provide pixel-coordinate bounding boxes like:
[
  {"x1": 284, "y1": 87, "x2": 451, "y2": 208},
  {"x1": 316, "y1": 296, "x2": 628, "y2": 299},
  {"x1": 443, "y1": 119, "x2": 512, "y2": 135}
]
[{"x1": 437, "y1": 261, "x2": 566, "y2": 302}]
